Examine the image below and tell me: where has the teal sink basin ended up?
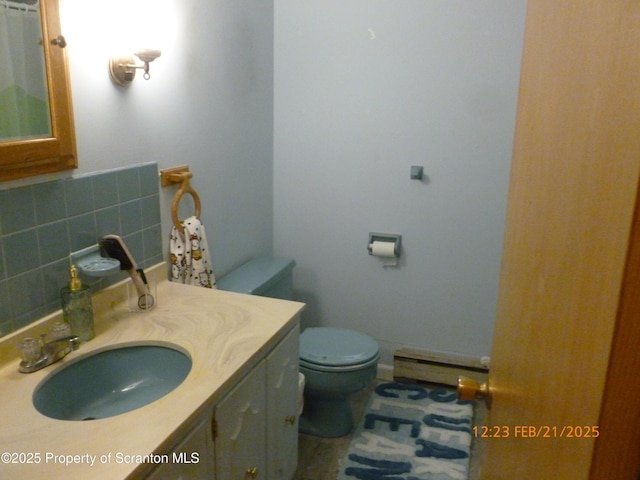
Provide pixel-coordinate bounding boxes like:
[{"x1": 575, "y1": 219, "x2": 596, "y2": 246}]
[{"x1": 33, "y1": 343, "x2": 192, "y2": 421}]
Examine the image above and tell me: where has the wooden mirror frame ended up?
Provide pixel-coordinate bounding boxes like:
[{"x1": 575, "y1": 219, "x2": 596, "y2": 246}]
[{"x1": 0, "y1": 0, "x2": 77, "y2": 182}]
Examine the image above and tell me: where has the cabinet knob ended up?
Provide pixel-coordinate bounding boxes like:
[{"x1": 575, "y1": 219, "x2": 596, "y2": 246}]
[
  {"x1": 245, "y1": 467, "x2": 258, "y2": 478},
  {"x1": 284, "y1": 415, "x2": 296, "y2": 425}
]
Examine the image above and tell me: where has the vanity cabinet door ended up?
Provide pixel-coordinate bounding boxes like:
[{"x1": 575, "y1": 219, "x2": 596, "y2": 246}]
[
  {"x1": 266, "y1": 325, "x2": 300, "y2": 480},
  {"x1": 215, "y1": 361, "x2": 267, "y2": 480},
  {"x1": 145, "y1": 415, "x2": 215, "y2": 480}
]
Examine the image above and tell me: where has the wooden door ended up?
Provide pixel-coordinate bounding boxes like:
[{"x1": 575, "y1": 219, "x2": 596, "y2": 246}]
[{"x1": 480, "y1": 1, "x2": 640, "y2": 478}]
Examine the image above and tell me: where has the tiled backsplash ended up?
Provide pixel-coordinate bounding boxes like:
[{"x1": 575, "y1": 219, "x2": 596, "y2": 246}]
[{"x1": 0, "y1": 163, "x2": 163, "y2": 337}]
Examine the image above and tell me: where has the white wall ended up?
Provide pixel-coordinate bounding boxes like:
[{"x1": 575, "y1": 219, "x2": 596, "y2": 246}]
[
  {"x1": 58, "y1": 0, "x2": 275, "y2": 276},
  {"x1": 274, "y1": 1, "x2": 527, "y2": 364}
]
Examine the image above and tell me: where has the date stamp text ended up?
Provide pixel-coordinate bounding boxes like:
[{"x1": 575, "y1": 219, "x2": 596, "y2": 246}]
[{"x1": 473, "y1": 425, "x2": 599, "y2": 438}]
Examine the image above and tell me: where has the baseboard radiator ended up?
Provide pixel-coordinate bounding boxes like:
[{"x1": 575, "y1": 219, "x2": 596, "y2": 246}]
[{"x1": 393, "y1": 347, "x2": 489, "y2": 387}]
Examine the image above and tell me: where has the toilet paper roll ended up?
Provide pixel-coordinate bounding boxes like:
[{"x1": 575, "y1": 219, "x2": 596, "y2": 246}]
[
  {"x1": 370, "y1": 241, "x2": 396, "y2": 257},
  {"x1": 369, "y1": 241, "x2": 398, "y2": 266}
]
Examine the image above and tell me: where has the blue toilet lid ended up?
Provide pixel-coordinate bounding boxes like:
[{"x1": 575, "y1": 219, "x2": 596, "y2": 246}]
[{"x1": 300, "y1": 327, "x2": 379, "y2": 367}]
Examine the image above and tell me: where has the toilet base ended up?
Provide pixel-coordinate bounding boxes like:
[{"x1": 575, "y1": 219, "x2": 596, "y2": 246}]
[{"x1": 299, "y1": 394, "x2": 354, "y2": 438}]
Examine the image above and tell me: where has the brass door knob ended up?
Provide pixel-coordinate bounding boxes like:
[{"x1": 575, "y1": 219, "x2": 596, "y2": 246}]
[
  {"x1": 457, "y1": 376, "x2": 492, "y2": 408},
  {"x1": 285, "y1": 415, "x2": 296, "y2": 425}
]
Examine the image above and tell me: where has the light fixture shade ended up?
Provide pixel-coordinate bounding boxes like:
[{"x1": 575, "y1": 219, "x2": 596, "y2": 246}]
[{"x1": 134, "y1": 48, "x2": 161, "y2": 64}]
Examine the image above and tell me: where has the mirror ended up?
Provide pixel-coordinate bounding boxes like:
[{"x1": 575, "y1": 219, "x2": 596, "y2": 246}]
[{"x1": 0, "y1": 0, "x2": 76, "y2": 182}]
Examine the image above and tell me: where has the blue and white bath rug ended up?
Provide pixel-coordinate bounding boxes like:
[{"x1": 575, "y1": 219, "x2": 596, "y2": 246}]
[{"x1": 338, "y1": 382, "x2": 474, "y2": 480}]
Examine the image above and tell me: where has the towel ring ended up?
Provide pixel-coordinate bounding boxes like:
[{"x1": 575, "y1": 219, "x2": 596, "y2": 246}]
[{"x1": 169, "y1": 172, "x2": 202, "y2": 232}]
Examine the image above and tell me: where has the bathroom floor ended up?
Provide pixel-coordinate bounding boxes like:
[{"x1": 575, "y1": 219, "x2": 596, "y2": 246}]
[{"x1": 292, "y1": 381, "x2": 486, "y2": 480}]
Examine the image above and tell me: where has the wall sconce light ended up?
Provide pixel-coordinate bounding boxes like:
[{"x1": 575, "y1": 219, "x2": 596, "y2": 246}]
[{"x1": 109, "y1": 48, "x2": 162, "y2": 86}]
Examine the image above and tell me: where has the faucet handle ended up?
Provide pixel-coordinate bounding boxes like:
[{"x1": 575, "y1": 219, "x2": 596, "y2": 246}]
[
  {"x1": 17, "y1": 337, "x2": 43, "y2": 366},
  {"x1": 50, "y1": 322, "x2": 72, "y2": 340}
]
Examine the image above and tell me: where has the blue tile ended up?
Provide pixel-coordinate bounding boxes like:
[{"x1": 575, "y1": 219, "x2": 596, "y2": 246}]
[
  {"x1": 0, "y1": 165, "x2": 166, "y2": 338},
  {"x1": 38, "y1": 221, "x2": 70, "y2": 265},
  {"x1": 102, "y1": 271, "x2": 128, "y2": 288},
  {"x1": 68, "y1": 213, "x2": 97, "y2": 252},
  {"x1": 34, "y1": 180, "x2": 67, "y2": 224},
  {"x1": 3, "y1": 230, "x2": 40, "y2": 277},
  {"x1": 8, "y1": 269, "x2": 44, "y2": 317},
  {"x1": 42, "y1": 260, "x2": 70, "y2": 306},
  {"x1": 92, "y1": 171, "x2": 119, "y2": 209},
  {"x1": 95, "y1": 206, "x2": 121, "y2": 237},
  {"x1": 139, "y1": 163, "x2": 159, "y2": 196},
  {"x1": 14, "y1": 306, "x2": 47, "y2": 331},
  {"x1": 0, "y1": 186, "x2": 35, "y2": 234},
  {"x1": 143, "y1": 224, "x2": 163, "y2": 266},
  {"x1": 0, "y1": 318, "x2": 13, "y2": 337},
  {"x1": 117, "y1": 168, "x2": 140, "y2": 202},
  {"x1": 123, "y1": 232, "x2": 144, "y2": 267},
  {"x1": 119, "y1": 199, "x2": 143, "y2": 236},
  {"x1": 0, "y1": 280, "x2": 10, "y2": 319},
  {"x1": 141, "y1": 194, "x2": 161, "y2": 228},
  {"x1": 65, "y1": 176, "x2": 95, "y2": 216},
  {"x1": 0, "y1": 237, "x2": 5, "y2": 279}
]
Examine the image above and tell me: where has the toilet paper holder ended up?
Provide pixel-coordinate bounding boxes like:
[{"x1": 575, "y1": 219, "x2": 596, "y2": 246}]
[{"x1": 367, "y1": 233, "x2": 402, "y2": 258}]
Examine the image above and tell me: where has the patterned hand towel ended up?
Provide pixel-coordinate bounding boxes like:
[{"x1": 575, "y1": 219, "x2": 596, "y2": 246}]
[{"x1": 170, "y1": 216, "x2": 216, "y2": 288}]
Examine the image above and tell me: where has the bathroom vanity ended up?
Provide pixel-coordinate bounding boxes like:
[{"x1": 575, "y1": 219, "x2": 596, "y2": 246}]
[
  {"x1": 146, "y1": 325, "x2": 300, "y2": 480},
  {"x1": 0, "y1": 266, "x2": 304, "y2": 480}
]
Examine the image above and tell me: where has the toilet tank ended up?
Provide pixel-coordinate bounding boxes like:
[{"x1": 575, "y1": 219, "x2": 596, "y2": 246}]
[{"x1": 216, "y1": 256, "x2": 295, "y2": 300}]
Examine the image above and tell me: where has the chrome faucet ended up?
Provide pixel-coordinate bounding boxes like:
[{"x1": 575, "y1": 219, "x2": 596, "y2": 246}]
[{"x1": 17, "y1": 335, "x2": 80, "y2": 373}]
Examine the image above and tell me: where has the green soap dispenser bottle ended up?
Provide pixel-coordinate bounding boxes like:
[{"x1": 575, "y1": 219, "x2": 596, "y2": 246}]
[{"x1": 61, "y1": 264, "x2": 95, "y2": 342}]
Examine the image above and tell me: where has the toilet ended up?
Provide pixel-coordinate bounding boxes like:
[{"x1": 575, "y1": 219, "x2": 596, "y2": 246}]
[
  {"x1": 217, "y1": 256, "x2": 380, "y2": 438},
  {"x1": 298, "y1": 326, "x2": 379, "y2": 437}
]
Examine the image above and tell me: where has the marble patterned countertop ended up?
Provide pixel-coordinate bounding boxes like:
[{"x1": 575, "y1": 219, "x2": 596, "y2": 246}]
[{"x1": 0, "y1": 264, "x2": 304, "y2": 479}]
